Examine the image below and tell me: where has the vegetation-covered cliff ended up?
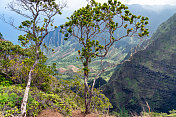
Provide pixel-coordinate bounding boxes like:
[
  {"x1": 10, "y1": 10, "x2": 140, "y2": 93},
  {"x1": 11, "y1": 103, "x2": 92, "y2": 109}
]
[{"x1": 103, "y1": 13, "x2": 176, "y2": 114}]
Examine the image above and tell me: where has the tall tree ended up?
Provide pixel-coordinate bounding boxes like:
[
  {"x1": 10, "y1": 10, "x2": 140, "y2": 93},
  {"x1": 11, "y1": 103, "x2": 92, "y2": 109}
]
[
  {"x1": 61, "y1": 0, "x2": 149, "y2": 114},
  {"x1": 8, "y1": 0, "x2": 66, "y2": 116}
]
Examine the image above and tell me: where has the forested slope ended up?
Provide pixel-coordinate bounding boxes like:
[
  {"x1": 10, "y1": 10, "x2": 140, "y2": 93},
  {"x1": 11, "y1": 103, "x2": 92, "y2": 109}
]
[{"x1": 103, "y1": 13, "x2": 176, "y2": 113}]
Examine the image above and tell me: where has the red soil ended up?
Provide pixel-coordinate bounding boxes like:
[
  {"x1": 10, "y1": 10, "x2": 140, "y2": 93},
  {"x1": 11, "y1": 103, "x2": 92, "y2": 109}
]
[
  {"x1": 36, "y1": 109, "x2": 114, "y2": 117},
  {"x1": 36, "y1": 109, "x2": 63, "y2": 117}
]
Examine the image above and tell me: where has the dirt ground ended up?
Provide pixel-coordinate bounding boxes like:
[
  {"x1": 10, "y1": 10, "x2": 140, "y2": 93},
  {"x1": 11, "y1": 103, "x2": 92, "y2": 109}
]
[
  {"x1": 36, "y1": 109, "x2": 114, "y2": 117},
  {"x1": 36, "y1": 109, "x2": 63, "y2": 117}
]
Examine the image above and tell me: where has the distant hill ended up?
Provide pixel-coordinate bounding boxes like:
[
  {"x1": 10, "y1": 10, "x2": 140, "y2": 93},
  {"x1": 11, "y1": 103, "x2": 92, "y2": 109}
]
[{"x1": 103, "y1": 13, "x2": 176, "y2": 113}]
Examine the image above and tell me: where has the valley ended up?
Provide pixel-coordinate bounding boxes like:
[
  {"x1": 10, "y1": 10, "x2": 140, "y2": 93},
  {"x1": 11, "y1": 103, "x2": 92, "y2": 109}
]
[
  {"x1": 42, "y1": 4, "x2": 176, "y2": 82},
  {"x1": 0, "y1": 0, "x2": 176, "y2": 117}
]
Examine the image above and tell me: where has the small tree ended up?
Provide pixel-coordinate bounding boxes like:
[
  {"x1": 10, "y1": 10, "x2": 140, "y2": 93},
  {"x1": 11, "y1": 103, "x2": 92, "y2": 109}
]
[
  {"x1": 8, "y1": 0, "x2": 66, "y2": 116},
  {"x1": 0, "y1": 32, "x2": 3, "y2": 39},
  {"x1": 0, "y1": 40, "x2": 25, "y2": 78},
  {"x1": 61, "y1": 0, "x2": 149, "y2": 114}
]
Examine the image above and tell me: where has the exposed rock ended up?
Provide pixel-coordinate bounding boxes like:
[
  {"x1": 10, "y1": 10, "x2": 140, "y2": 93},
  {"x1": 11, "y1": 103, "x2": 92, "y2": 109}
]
[
  {"x1": 57, "y1": 68, "x2": 67, "y2": 73},
  {"x1": 67, "y1": 65, "x2": 80, "y2": 73},
  {"x1": 57, "y1": 65, "x2": 80, "y2": 74}
]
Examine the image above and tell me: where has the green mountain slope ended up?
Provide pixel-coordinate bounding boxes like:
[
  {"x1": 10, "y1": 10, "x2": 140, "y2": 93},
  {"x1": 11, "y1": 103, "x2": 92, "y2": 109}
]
[{"x1": 103, "y1": 13, "x2": 176, "y2": 113}]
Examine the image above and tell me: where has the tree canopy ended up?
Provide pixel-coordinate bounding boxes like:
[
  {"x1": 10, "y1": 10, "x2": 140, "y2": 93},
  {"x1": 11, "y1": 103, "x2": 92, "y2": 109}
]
[
  {"x1": 61, "y1": 0, "x2": 149, "y2": 114},
  {"x1": 8, "y1": 0, "x2": 66, "y2": 116}
]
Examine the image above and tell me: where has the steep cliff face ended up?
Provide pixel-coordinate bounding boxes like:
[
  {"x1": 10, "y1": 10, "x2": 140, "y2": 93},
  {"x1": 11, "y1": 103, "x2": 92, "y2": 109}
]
[
  {"x1": 103, "y1": 13, "x2": 176, "y2": 113},
  {"x1": 44, "y1": 27, "x2": 62, "y2": 47},
  {"x1": 43, "y1": 27, "x2": 80, "y2": 48},
  {"x1": 42, "y1": 27, "x2": 81, "y2": 68}
]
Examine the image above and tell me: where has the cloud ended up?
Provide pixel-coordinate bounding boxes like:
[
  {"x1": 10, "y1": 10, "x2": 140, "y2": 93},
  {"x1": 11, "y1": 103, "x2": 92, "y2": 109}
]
[
  {"x1": 63, "y1": 0, "x2": 176, "y2": 11},
  {"x1": 64, "y1": 0, "x2": 107, "y2": 10},
  {"x1": 1, "y1": 0, "x2": 176, "y2": 12},
  {"x1": 0, "y1": 0, "x2": 13, "y2": 12},
  {"x1": 124, "y1": 0, "x2": 176, "y2": 6}
]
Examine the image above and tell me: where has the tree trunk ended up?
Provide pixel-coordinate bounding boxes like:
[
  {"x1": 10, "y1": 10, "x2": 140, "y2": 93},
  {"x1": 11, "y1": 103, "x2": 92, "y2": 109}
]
[
  {"x1": 20, "y1": 59, "x2": 38, "y2": 117},
  {"x1": 84, "y1": 60, "x2": 92, "y2": 114},
  {"x1": 84, "y1": 75, "x2": 90, "y2": 114},
  {"x1": 4, "y1": 52, "x2": 8, "y2": 76},
  {"x1": 85, "y1": 82, "x2": 94, "y2": 114}
]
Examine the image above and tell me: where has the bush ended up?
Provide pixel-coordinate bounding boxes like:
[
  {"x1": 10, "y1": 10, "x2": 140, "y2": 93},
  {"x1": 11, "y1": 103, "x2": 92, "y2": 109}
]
[
  {"x1": 0, "y1": 74, "x2": 13, "y2": 86},
  {"x1": 0, "y1": 85, "x2": 76, "y2": 117},
  {"x1": 0, "y1": 76, "x2": 112, "y2": 116},
  {"x1": 55, "y1": 77, "x2": 112, "y2": 114}
]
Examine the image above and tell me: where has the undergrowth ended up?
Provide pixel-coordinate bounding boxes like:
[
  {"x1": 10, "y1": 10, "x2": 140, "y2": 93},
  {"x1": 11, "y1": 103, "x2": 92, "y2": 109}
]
[{"x1": 0, "y1": 75, "x2": 112, "y2": 117}]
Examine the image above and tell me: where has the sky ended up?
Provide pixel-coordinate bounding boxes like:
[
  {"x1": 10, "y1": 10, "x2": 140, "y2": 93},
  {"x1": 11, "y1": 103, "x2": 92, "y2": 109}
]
[
  {"x1": 65, "y1": 0, "x2": 176, "y2": 10},
  {"x1": 0, "y1": 0, "x2": 176, "y2": 44},
  {"x1": 1, "y1": 0, "x2": 176, "y2": 12}
]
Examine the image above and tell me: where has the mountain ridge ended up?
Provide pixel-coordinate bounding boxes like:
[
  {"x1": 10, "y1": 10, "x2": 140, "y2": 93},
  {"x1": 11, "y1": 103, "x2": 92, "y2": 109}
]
[{"x1": 103, "y1": 13, "x2": 176, "y2": 113}]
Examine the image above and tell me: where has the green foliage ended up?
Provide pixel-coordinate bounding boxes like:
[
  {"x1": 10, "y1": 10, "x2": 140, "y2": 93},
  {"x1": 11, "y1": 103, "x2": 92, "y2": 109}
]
[
  {"x1": 0, "y1": 32, "x2": 3, "y2": 39},
  {"x1": 60, "y1": 0, "x2": 149, "y2": 81},
  {"x1": 0, "y1": 85, "x2": 23, "y2": 117},
  {"x1": 103, "y1": 13, "x2": 176, "y2": 115},
  {"x1": 31, "y1": 57, "x2": 58, "y2": 92},
  {"x1": 17, "y1": 0, "x2": 62, "y2": 47},
  {"x1": 0, "y1": 76, "x2": 112, "y2": 117},
  {"x1": 110, "y1": 110, "x2": 176, "y2": 117},
  {"x1": 17, "y1": 55, "x2": 58, "y2": 92},
  {"x1": 13, "y1": 0, "x2": 65, "y2": 114},
  {"x1": 0, "y1": 40, "x2": 57, "y2": 90},
  {"x1": 109, "y1": 109, "x2": 176, "y2": 117},
  {"x1": 0, "y1": 74, "x2": 12, "y2": 86},
  {"x1": 51, "y1": 76, "x2": 112, "y2": 113},
  {"x1": 61, "y1": 0, "x2": 149, "y2": 70},
  {"x1": 0, "y1": 40, "x2": 31, "y2": 83},
  {"x1": 139, "y1": 110, "x2": 176, "y2": 117},
  {"x1": 61, "y1": 0, "x2": 149, "y2": 113},
  {"x1": 118, "y1": 107, "x2": 129, "y2": 117},
  {"x1": 46, "y1": 43, "x2": 127, "y2": 81},
  {"x1": 0, "y1": 85, "x2": 74, "y2": 117},
  {"x1": 91, "y1": 88, "x2": 112, "y2": 113}
]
